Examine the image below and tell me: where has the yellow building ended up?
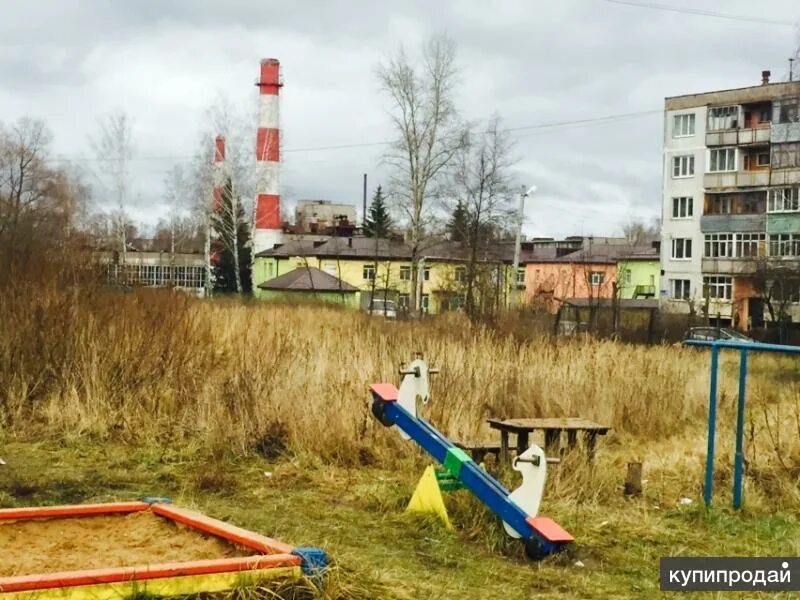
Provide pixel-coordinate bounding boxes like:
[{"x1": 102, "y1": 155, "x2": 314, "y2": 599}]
[{"x1": 252, "y1": 236, "x2": 516, "y2": 314}]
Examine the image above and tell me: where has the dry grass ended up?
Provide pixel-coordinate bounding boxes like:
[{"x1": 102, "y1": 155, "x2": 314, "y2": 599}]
[{"x1": 1, "y1": 282, "x2": 799, "y2": 511}]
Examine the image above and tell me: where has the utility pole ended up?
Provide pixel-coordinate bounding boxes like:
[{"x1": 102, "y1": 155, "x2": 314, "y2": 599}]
[
  {"x1": 362, "y1": 173, "x2": 368, "y2": 228},
  {"x1": 511, "y1": 185, "x2": 535, "y2": 308}
]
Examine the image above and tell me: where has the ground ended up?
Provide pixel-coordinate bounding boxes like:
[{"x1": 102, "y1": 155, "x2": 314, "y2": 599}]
[{"x1": 1, "y1": 440, "x2": 798, "y2": 600}]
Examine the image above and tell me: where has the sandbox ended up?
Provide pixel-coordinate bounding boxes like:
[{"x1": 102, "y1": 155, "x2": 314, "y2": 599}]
[{"x1": 0, "y1": 502, "x2": 327, "y2": 599}]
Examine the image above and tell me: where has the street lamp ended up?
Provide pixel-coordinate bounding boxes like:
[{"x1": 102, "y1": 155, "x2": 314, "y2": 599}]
[{"x1": 511, "y1": 186, "x2": 536, "y2": 306}]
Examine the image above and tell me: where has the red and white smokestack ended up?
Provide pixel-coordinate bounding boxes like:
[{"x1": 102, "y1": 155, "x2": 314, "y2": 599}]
[
  {"x1": 212, "y1": 135, "x2": 225, "y2": 213},
  {"x1": 252, "y1": 58, "x2": 283, "y2": 254}
]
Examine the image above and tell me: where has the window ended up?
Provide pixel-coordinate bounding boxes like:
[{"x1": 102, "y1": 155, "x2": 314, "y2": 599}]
[
  {"x1": 704, "y1": 233, "x2": 734, "y2": 258},
  {"x1": 707, "y1": 106, "x2": 737, "y2": 130},
  {"x1": 267, "y1": 262, "x2": 274, "y2": 278},
  {"x1": 759, "y1": 107, "x2": 772, "y2": 123},
  {"x1": 672, "y1": 196, "x2": 693, "y2": 218},
  {"x1": 622, "y1": 269, "x2": 632, "y2": 285},
  {"x1": 778, "y1": 100, "x2": 799, "y2": 124},
  {"x1": 670, "y1": 279, "x2": 691, "y2": 300},
  {"x1": 399, "y1": 265, "x2": 411, "y2": 281},
  {"x1": 516, "y1": 268, "x2": 525, "y2": 285},
  {"x1": 709, "y1": 196, "x2": 732, "y2": 214},
  {"x1": 421, "y1": 293, "x2": 430, "y2": 312},
  {"x1": 768, "y1": 187, "x2": 800, "y2": 212},
  {"x1": 671, "y1": 238, "x2": 692, "y2": 260},
  {"x1": 703, "y1": 276, "x2": 732, "y2": 300},
  {"x1": 708, "y1": 148, "x2": 737, "y2": 172},
  {"x1": 423, "y1": 266, "x2": 431, "y2": 281},
  {"x1": 673, "y1": 113, "x2": 695, "y2": 137},
  {"x1": 756, "y1": 152, "x2": 770, "y2": 166},
  {"x1": 454, "y1": 266, "x2": 466, "y2": 283},
  {"x1": 449, "y1": 294, "x2": 466, "y2": 310},
  {"x1": 672, "y1": 155, "x2": 695, "y2": 178},
  {"x1": 769, "y1": 234, "x2": 800, "y2": 257},
  {"x1": 398, "y1": 293, "x2": 410, "y2": 310},
  {"x1": 735, "y1": 233, "x2": 765, "y2": 258},
  {"x1": 589, "y1": 271, "x2": 604, "y2": 285},
  {"x1": 362, "y1": 264, "x2": 375, "y2": 280}
]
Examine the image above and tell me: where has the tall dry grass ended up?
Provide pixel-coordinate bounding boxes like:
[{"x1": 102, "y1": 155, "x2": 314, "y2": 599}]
[{"x1": 1, "y1": 280, "x2": 798, "y2": 507}]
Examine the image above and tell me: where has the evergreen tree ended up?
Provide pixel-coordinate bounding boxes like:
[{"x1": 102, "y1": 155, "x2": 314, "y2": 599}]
[
  {"x1": 447, "y1": 199, "x2": 470, "y2": 242},
  {"x1": 211, "y1": 177, "x2": 252, "y2": 294},
  {"x1": 363, "y1": 185, "x2": 393, "y2": 238}
]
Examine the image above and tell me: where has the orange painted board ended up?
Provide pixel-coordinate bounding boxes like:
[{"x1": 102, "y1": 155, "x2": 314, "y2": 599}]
[
  {"x1": 151, "y1": 504, "x2": 294, "y2": 555},
  {"x1": 0, "y1": 502, "x2": 149, "y2": 521},
  {"x1": 526, "y1": 516, "x2": 575, "y2": 543},
  {"x1": 0, "y1": 554, "x2": 301, "y2": 593},
  {"x1": 370, "y1": 383, "x2": 398, "y2": 402}
]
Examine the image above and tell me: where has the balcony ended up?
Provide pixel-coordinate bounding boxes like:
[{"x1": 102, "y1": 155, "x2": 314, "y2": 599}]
[
  {"x1": 701, "y1": 258, "x2": 759, "y2": 274},
  {"x1": 706, "y1": 127, "x2": 770, "y2": 147},
  {"x1": 633, "y1": 285, "x2": 656, "y2": 298},
  {"x1": 704, "y1": 170, "x2": 770, "y2": 189},
  {"x1": 702, "y1": 256, "x2": 800, "y2": 274},
  {"x1": 771, "y1": 122, "x2": 800, "y2": 144},
  {"x1": 700, "y1": 214, "x2": 766, "y2": 233}
]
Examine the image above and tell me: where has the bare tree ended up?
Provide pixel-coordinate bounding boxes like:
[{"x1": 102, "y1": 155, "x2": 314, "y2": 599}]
[
  {"x1": 378, "y1": 34, "x2": 467, "y2": 314},
  {"x1": 188, "y1": 95, "x2": 261, "y2": 296},
  {"x1": 450, "y1": 116, "x2": 515, "y2": 319},
  {"x1": 622, "y1": 217, "x2": 659, "y2": 246},
  {"x1": 90, "y1": 111, "x2": 134, "y2": 260},
  {"x1": 0, "y1": 118, "x2": 84, "y2": 267},
  {"x1": 753, "y1": 260, "x2": 800, "y2": 342}
]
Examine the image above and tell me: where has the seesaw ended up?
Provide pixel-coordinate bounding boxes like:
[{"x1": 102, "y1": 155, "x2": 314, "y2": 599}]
[{"x1": 369, "y1": 356, "x2": 573, "y2": 559}]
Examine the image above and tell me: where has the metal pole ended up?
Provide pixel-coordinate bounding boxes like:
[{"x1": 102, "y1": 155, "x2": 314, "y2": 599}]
[
  {"x1": 362, "y1": 173, "x2": 368, "y2": 227},
  {"x1": 732, "y1": 348, "x2": 749, "y2": 509},
  {"x1": 704, "y1": 344, "x2": 720, "y2": 507}
]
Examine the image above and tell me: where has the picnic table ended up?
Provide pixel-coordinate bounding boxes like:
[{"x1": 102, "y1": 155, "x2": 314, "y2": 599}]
[{"x1": 487, "y1": 417, "x2": 611, "y2": 462}]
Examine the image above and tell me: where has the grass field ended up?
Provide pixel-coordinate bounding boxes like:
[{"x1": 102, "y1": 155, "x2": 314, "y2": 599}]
[{"x1": 1, "y1": 285, "x2": 799, "y2": 598}]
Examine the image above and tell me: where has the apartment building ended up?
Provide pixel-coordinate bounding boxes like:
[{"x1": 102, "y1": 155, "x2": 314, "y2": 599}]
[{"x1": 661, "y1": 71, "x2": 800, "y2": 329}]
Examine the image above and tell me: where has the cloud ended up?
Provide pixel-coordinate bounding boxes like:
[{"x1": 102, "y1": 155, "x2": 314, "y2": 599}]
[{"x1": 0, "y1": 0, "x2": 798, "y2": 236}]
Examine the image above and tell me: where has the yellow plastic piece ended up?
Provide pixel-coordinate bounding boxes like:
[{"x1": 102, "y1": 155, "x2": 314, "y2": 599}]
[{"x1": 405, "y1": 465, "x2": 452, "y2": 530}]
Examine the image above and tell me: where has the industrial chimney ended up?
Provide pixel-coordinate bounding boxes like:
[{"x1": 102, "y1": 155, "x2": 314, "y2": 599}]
[
  {"x1": 212, "y1": 135, "x2": 225, "y2": 213},
  {"x1": 252, "y1": 58, "x2": 284, "y2": 255}
]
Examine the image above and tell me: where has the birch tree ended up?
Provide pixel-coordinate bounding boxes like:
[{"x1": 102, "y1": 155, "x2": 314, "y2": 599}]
[
  {"x1": 189, "y1": 95, "x2": 258, "y2": 296},
  {"x1": 450, "y1": 117, "x2": 515, "y2": 319},
  {"x1": 90, "y1": 111, "x2": 134, "y2": 260},
  {"x1": 378, "y1": 34, "x2": 467, "y2": 314}
]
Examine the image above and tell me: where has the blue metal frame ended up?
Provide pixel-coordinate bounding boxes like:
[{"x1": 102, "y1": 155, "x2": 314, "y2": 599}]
[
  {"x1": 375, "y1": 393, "x2": 567, "y2": 555},
  {"x1": 685, "y1": 339, "x2": 800, "y2": 509}
]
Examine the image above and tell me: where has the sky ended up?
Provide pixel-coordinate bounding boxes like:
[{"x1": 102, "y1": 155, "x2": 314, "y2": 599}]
[{"x1": 1, "y1": 0, "x2": 798, "y2": 238}]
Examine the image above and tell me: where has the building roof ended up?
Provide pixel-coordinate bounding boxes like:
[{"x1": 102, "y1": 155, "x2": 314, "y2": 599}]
[
  {"x1": 256, "y1": 267, "x2": 358, "y2": 293},
  {"x1": 256, "y1": 235, "x2": 658, "y2": 265},
  {"x1": 523, "y1": 242, "x2": 659, "y2": 265},
  {"x1": 665, "y1": 79, "x2": 800, "y2": 111}
]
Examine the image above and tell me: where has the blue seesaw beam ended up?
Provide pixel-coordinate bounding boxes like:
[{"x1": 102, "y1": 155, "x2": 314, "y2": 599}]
[{"x1": 370, "y1": 383, "x2": 573, "y2": 557}]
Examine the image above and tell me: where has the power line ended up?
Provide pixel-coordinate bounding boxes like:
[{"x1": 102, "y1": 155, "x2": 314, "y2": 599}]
[
  {"x1": 48, "y1": 109, "x2": 661, "y2": 164},
  {"x1": 598, "y1": 0, "x2": 795, "y2": 27}
]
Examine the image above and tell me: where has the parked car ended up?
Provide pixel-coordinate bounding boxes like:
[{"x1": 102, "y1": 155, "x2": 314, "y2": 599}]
[
  {"x1": 364, "y1": 299, "x2": 397, "y2": 319},
  {"x1": 683, "y1": 326, "x2": 752, "y2": 343}
]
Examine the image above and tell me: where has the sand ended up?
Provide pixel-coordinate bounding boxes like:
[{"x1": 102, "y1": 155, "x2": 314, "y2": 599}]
[{"x1": 0, "y1": 510, "x2": 253, "y2": 577}]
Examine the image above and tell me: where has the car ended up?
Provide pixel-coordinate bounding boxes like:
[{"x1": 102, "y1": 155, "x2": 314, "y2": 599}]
[
  {"x1": 683, "y1": 326, "x2": 752, "y2": 343},
  {"x1": 365, "y1": 299, "x2": 397, "y2": 319}
]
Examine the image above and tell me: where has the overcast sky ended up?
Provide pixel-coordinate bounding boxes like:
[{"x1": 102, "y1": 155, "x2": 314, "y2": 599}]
[{"x1": 1, "y1": 0, "x2": 798, "y2": 238}]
